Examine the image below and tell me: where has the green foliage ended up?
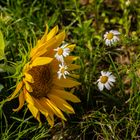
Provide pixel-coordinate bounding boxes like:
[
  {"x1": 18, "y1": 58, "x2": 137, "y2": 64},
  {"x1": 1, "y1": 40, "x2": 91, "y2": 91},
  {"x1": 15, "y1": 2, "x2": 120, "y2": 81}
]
[
  {"x1": 0, "y1": 31, "x2": 5, "y2": 60},
  {"x1": 0, "y1": 0, "x2": 140, "y2": 139}
]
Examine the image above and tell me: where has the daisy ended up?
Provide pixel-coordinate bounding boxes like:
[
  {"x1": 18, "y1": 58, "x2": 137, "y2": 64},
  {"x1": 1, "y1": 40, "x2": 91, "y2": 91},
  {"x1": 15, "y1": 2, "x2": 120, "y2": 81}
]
[
  {"x1": 54, "y1": 43, "x2": 70, "y2": 62},
  {"x1": 104, "y1": 30, "x2": 120, "y2": 46},
  {"x1": 97, "y1": 71, "x2": 116, "y2": 91},
  {"x1": 57, "y1": 63, "x2": 69, "y2": 79},
  {"x1": 8, "y1": 25, "x2": 80, "y2": 127}
]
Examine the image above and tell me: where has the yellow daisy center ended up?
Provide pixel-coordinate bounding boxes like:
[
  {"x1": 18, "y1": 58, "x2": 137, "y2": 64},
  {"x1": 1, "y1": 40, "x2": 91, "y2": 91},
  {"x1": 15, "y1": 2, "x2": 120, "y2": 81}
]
[
  {"x1": 60, "y1": 67, "x2": 65, "y2": 74},
  {"x1": 107, "y1": 32, "x2": 114, "y2": 40},
  {"x1": 100, "y1": 76, "x2": 108, "y2": 84},
  {"x1": 58, "y1": 48, "x2": 63, "y2": 55},
  {"x1": 28, "y1": 65, "x2": 53, "y2": 98}
]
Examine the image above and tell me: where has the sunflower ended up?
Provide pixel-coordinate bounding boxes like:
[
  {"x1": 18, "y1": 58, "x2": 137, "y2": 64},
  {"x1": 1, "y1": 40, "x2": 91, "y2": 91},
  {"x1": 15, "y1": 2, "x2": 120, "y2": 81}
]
[{"x1": 8, "y1": 25, "x2": 81, "y2": 127}]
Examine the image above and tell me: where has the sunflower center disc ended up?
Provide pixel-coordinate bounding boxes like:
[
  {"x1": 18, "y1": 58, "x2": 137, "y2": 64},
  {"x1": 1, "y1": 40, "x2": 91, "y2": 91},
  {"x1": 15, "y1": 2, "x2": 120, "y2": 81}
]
[
  {"x1": 100, "y1": 76, "x2": 108, "y2": 84},
  {"x1": 107, "y1": 33, "x2": 114, "y2": 40},
  {"x1": 28, "y1": 65, "x2": 52, "y2": 98}
]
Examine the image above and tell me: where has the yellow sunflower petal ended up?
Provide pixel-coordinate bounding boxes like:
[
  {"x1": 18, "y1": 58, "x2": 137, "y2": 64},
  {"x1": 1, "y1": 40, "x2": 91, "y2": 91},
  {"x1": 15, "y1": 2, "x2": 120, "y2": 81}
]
[
  {"x1": 24, "y1": 89, "x2": 34, "y2": 105},
  {"x1": 31, "y1": 98, "x2": 48, "y2": 115},
  {"x1": 47, "y1": 25, "x2": 58, "y2": 41},
  {"x1": 46, "y1": 31, "x2": 65, "y2": 51},
  {"x1": 31, "y1": 47, "x2": 48, "y2": 61},
  {"x1": 40, "y1": 101, "x2": 55, "y2": 127},
  {"x1": 23, "y1": 63, "x2": 31, "y2": 73},
  {"x1": 40, "y1": 24, "x2": 48, "y2": 43},
  {"x1": 46, "y1": 31, "x2": 66, "y2": 51},
  {"x1": 30, "y1": 43, "x2": 40, "y2": 59},
  {"x1": 23, "y1": 80, "x2": 33, "y2": 92},
  {"x1": 46, "y1": 114, "x2": 54, "y2": 127},
  {"x1": 67, "y1": 44, "x2": 76, "y2": 52},
  {"x1": 26, "y1": 93, "x2": 48, "y2": 123},
  {"x1": 24, "y1": 73, "x2": 34, "y2": 83},
  {"x1": 53, "y1": 78, "x2": 80, "y2": 88},
  {"x1": 38, "y1": 99, "x2": 53, "y2": 114},
  {"x1": 31, "y1": 57, "x2": 53, "y2": 67},
  {"x1": 30, "y1": 39, "x2": 56, "y2": 61},
  {"x1": 68, "y1": 64, "x2": 80, "y2": 71},
  {"x1": 69, "y1": 74, "x2": 80, "y2": 79},
  {"x1": 48, "y1": 94, "x2": 75, "y2": 114},
  {"x1": 31, "y1": 31, "x2": 66, "y2": 60},
  {"x1": 30, "y1": 25, "x2": 56, "y2": 58},
  {"x1": 27, "y1": 103, "x2": 41, "y2": 122},
  {"x1": 42, "y1": 98, "x2": 66, "y2": 120},
  {"x1": 65, "y1": 56, "x2": 79, "y2": 63},
  {"x1": 7, "y1": 81, "x2": 23, "y2": 101},
  {"x1": 50, "y1": 89, "x2": 80, "y2": 103},
  {"x1": 25, "y1": 93, "x2": 53, "y2": 125},
  {"x1": 13, "y1": 91, "x2": 25, "y2": 112},
  {"x1": 55, "y1": 31, "x2": 66, "y2": 45}
]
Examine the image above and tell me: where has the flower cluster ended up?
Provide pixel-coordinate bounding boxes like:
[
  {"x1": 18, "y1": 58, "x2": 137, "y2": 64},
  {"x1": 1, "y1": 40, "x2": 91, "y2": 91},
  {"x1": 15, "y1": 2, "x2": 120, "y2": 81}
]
[
  {"x1": 95, "y1": 29, "x2": 120, "y2": 91},
  {"x1": 7, "y1": 25, "x2": 121, "y2": 127},
  {"x1": 8, "y1": 25, "x2": 81, "y2": 127},
  {"x1": 54, "y1": 43, "x2": 70, "y2": 79}
]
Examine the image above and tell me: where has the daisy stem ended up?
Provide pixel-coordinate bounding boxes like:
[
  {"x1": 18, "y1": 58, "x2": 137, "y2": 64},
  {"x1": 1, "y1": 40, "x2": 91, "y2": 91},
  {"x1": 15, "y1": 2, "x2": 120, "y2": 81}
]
[
  {"x1": 102, "y1": 91, "x2": 121, "y2": 105},
  {"x1": 73, "y1": 0, "x2": 82, "y2": 25},
  {"x1": 108, "y1": 54, "x2": 125, "y2": 95}
]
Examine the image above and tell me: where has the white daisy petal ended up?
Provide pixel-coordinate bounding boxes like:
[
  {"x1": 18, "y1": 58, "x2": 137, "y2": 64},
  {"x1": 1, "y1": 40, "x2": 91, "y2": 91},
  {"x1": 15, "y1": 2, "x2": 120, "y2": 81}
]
[
  {"x1": 57, "y1": 72, "x2": 62, "y2": 79},
  {"x1": 61, "y1": 43, "x2": 68, "y2": 48},
  {"x1": 109, "y1": 76, "x2": 116, "y2": 82},
  {"x1": 105, "y1": 83, "x2": 111, "y2": 90},
  {"x1": 108, "y1": 81, "x2": 114, "y2": 86},
  {"x1": 106, "y1": 71, "x2": 112, "y2": 76},
  {"x1": 111, "y1": 30, "x2": 120, "y2": 35},
  {"x1": 63, "y1": 74, "x2": 66, "y2": 79},
  {"x1": 108, "y1": 40, "x2": 112, "y2": 46},
  {"x1": 104, "y1": 33, "x2": 108, "y2": 39},
  {"x1": 55, "y1": 54, "x2": 64, "y2": 62},
  {"x1": 105, "y1": 40, "x2": 110, "y2": 46},
  {"x1": 98, "y1": 82, "x2": 104, "y2": 91},
  {"x1": 113, "y1": 36, "x2": 119, "y2": 41},
  {"x1": 104, "y1": 72, "x2": 107, "y2": 76},
  {"x1": 101, "y1": 71, "x2": 104, "y2": 75},
  {"x1": 111, "y1": 37, "x2": 116, "y2": 43}
]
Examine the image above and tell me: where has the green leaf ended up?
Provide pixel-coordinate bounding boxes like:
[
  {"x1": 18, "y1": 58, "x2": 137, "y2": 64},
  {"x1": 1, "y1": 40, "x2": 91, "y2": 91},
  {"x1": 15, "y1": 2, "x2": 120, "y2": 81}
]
[
  {"x1": 0, "y1": 31, "x2": 5, "y2": 60},
  {"x1": 0, "y1": 64, "x2": 15, "y2": 74},
  {"x1": 0, "y1": 84, "x2": 4, "y2": 92}
]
